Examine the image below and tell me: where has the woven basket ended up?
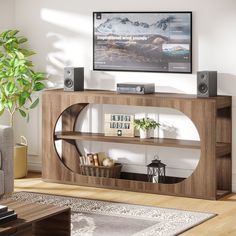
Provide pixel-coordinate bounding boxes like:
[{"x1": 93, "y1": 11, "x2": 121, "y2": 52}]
[{"x1": 80, "y1": 163, "x2": 122, "y2": 178}]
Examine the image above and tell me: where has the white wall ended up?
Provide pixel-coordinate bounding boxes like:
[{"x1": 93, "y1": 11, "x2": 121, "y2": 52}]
[
  {"x1": 0, "y1": 0, "x2": 14, "y2": 31},
  {"x1": 9, "y1": 0, "x2": 236, "y2": 189}
]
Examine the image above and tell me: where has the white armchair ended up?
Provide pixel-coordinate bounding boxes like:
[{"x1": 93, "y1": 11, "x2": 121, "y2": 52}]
[{"x1": 0, "y1": 125, "x2": 14, "y2": 196}]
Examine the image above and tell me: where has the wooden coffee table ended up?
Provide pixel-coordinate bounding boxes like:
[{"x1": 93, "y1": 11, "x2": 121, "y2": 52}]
[{"x1": 0, "y1": 199, "x2": 71, "y2": 236}]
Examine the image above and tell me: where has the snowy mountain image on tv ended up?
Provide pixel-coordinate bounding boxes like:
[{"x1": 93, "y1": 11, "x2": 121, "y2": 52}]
[
  {"x1": 93, "y1": 12, "x2": 192, "y2": 73},
  {"x1": 163, "y1": 44, "x2": 190, "y2": 56}
]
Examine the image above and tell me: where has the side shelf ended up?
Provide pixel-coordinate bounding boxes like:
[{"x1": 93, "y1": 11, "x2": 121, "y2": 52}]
[{"x1": 42, "y1": 89, "x2": 232, "y2": 200}]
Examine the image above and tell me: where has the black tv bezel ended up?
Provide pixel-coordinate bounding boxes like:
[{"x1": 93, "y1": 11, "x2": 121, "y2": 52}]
[{"x1": 93, "y1": 11, "x2": 192, "y2": 74}]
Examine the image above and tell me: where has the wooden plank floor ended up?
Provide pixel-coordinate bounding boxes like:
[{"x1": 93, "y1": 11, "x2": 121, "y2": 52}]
[{"x1": 14, "y1": 172, "x2": 236, "y2": 235}]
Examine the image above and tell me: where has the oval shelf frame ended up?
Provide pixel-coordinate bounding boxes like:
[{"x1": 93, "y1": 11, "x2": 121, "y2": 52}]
[{"x1": 53, "y1": 103, "x2": 201, "y2": 184}]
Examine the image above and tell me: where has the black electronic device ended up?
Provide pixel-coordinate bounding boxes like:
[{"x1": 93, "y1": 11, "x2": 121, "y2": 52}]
[
  {"x1": 197, "y1": 71, "x2": 217, "y2": 97},
  {"x1": 93, "y1": 12, "x2": 192, "y2": 73},
  {"x1": 0, "y1": 205, "x2": 17, "y2": 225},
  {"x1": 64, "y1": 67, "x2": 84, "y2": 91},
  {"x1": 117, "y1": 83, "x2": 155, "y2": 94}
]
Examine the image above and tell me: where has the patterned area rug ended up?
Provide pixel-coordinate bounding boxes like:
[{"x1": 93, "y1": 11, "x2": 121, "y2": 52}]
[{"x1": 10, "y1": 192, "x2": 215, "y2": 236}]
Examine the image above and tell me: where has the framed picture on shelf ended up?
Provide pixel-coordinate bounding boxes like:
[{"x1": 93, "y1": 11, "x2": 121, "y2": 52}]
[{"x1": 104, "y1": 114, "x2": 134, "y2": 137}]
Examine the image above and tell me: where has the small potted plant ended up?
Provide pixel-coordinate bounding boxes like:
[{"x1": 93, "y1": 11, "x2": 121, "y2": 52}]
[
  {"x1": 0, "y1": 29, "x2": 46, "y2": 178},
  {"x1": 133, "y1": 117, "x2": 160, "y2": 139}
]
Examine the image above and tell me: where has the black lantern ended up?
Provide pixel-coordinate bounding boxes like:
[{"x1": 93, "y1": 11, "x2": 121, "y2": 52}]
[{"x1": 147, "y1": 155, "x2": 166, "y2": 183}]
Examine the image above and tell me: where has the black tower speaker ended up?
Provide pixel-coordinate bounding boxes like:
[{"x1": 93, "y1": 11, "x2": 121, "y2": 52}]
[
  {"x1": 197, "y1": 71, "x2": 217, "y2": 97},
  {"x1": 64, "y1": 67, "x2": 84, "y2": 91}
]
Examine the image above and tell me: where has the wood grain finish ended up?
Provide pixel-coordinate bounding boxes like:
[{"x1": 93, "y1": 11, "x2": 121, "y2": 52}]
[
  {"x1": 55, "y1": 131, "x2": 201, "y2": 149},
  {"x1": 33, "y1": 210, "x2": 70, "y2": 236},
  {"x1": 60, "y1": 103, "x2": 87, "y2": 173},
  {"x1": 42, "y1": 89, "x2": 232, "y2": 200},
  {"x1": 0, "y1": 199, "x2": 70, "y2": 236}
]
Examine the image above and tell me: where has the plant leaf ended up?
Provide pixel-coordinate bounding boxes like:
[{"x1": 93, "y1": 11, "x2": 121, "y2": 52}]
[
  {"x1": 0, "y1": 108, "x2": 4, "y2": 116},
  {"x1": 21, "y1": 80, "x2": 31, "y2": 88},
  {"x1": 15, "y1": 51, "x2": 25, "y2": 60},
  {"x1": 30, "y1": 97, "x2": 39, "y2": 109},
  {"x1": 17, "y1": 37, "x2": 27, "y2": 44},
  {"x1": 17, "y1": 78, "x2": 30, "y2": 86},
  {"x1": 25, "y1": 60, "x2": 33, "y2": 67},
  {"x1": 9, "y1": 30, "x2": 19, "y2": 37},
  {"x1": 6, "y1": 38, "x2": 16, "y2": 45},
  {"x1": 6, "y1": 82, "x2": 15, "y2": 93},
  {"x1": 19, "y1": 49, "x2": 35, "y2": 57},
  {"x1": 18, "y1": 95, "x2": 26, "y2": 107},
  {"x1": 19, "y1": 109, "x2": 26, "y2": 118},
  {"x1": 0, "y1": 30, "x2": 11, "y2": 39},
  {"x1": 21, "y1": 91, "x2": 30, "y2": 99},
  {"x1": 0, "y1": 72, "x2": 6, "y2": 79},
  {"x1": 2, "y1": 59, "x2": 10, "y2": 67},
  {"x1": 7, "y1": 100, "x2": 13, "y2": 109},
  {"x1": 33, "y1": 82, "x2": 45, "y2": 91},
  {"x1": 0, "y1": 102, "x2": 4, "y2": 111},
  {"x1": 33, "y1": 72, "x2": 46, "y2": 81},
  {"x1": 14, "y1": 59, "x2": 26, "y2": 67}
]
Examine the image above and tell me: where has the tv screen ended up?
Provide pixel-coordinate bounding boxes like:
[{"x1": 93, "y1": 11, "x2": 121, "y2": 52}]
[{"x1": 93, "y1": 12, "x2": 192, "y2": 73}]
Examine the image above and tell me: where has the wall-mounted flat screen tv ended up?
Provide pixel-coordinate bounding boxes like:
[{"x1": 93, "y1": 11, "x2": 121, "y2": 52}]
[{"x1": 93, "y1": 12, "x2": 192, "y2": 73}]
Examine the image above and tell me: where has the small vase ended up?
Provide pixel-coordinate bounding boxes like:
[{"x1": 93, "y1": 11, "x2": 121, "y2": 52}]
[{"x1": 139, "y1": 129, "x2": 151, "y2": 139}]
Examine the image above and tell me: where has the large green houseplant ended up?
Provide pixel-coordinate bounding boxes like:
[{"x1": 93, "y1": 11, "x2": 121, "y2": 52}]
[
  {"x1": 0, "y1": 29, "x2": 45, "y2": 126},
  {"x1": 0, "y1": 29, "x2": 46, "y2": 178}
]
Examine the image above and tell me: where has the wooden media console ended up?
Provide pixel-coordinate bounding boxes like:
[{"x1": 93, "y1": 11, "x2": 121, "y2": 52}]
[{"x1": 42, "y1": 89, "x2": 232, "y2": 200}]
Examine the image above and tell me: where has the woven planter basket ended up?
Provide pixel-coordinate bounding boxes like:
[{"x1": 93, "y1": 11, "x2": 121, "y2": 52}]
[{"x1": 80, "y1": 163, "x2": 122, "y2": 178}]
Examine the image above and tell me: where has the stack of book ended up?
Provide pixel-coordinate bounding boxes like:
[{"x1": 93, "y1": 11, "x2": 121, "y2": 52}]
[
  {"x1": 79, "y1": 152, "x2": 106, "y2": 167},
  {"x1": 0, "y1": 205, "x2": 17, "y2": 224},
  {"x1": 79, "y1": 152, "x2": 115, "y2": 167}
]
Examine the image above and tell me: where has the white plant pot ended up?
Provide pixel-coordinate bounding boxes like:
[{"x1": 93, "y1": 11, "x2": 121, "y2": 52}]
[{"x1": 139, "y1": 129, "x2": 151, "y2": 139}]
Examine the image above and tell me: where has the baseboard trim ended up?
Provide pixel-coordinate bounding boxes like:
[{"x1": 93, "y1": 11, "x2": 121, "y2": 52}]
[
  {"x1": 232, "y1": 173, "x2": 236, "y2": 192},
  {"x1": 232, "y1": 185, "x2": 236, "y2": 193},
  {"x1": 28, "y1": 155, "x2": 42, "y2": 172},
  {"x1": 28, "y1": 162, "x2": 41, "y2": 172}
]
